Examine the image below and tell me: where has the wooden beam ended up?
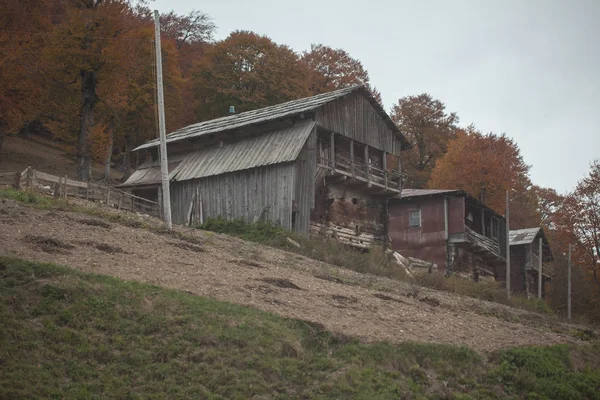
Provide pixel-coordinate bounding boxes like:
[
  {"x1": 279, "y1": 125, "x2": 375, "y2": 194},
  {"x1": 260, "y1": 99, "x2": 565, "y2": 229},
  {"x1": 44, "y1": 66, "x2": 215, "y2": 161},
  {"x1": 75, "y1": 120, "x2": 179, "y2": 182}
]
[
  {"x1": 330, "y1": 131, "x2": 336, "y2": 173},
  {"x1": 383, "y1": 152, "x2": 388, "y2": 190},
  {"x1": 350, "y1": 139, "x2": 355, "y2": 178},
  {"x1": 481, "y1": 208, "x2": 485, "y2": 236},
  {"x1": 364, "y1": 144, "x2": 371, "y2": 187}
]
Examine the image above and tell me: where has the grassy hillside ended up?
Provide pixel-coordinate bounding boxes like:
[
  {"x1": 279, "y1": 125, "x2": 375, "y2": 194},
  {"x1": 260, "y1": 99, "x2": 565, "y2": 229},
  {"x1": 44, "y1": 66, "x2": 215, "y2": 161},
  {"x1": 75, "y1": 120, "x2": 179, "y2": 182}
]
[{"x1": 1, "y1": 257, "x2": 599, "y2": 399}]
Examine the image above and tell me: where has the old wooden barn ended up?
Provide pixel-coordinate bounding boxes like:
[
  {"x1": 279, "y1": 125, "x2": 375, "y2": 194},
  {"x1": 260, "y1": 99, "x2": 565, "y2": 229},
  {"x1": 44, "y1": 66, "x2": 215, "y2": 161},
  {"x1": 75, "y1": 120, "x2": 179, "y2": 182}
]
[{"x1": 120, "y1": 86, "x2": 410, "y2": 243}]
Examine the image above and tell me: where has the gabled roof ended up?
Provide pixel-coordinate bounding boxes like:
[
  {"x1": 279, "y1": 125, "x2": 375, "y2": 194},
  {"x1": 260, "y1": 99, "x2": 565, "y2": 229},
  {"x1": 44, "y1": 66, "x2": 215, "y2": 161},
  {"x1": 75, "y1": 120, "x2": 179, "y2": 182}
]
[
  {"x1": 134, "y1": 85, "x2": 410, "y2": 151},
  {"x1": 509, "y1": 227, "x2": 543, "y2": 246},
  {"x1": 120, "y1": 120, "x2": 315, "y2": 187},
  {"x1": 393, "y1": 188, "x2": 505, "y2": 220}
]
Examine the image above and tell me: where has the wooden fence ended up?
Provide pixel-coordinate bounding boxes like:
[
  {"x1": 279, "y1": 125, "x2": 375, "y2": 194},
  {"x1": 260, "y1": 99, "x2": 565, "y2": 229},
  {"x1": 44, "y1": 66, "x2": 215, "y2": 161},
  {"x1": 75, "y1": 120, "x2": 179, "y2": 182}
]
[{"x1": 0, "y1": 167, "x2": 160, "y2": 218}]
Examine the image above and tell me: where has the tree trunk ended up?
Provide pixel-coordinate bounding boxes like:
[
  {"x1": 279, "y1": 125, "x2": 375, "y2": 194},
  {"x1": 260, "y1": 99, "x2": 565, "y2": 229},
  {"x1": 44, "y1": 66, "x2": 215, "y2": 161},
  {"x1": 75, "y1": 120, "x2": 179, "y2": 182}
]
[
  {"x1": 121, "y1": 129, "x2": 132, "y2": 181},
  {"x1": 104, "y1": 123, "x2": 114, "y2": 181},
  {"x1": 77, "y1": 69, "x2": 97, "y2": 182},
  {"x1": 0, "y1": 125, "x2": 4, "y2": 156}
]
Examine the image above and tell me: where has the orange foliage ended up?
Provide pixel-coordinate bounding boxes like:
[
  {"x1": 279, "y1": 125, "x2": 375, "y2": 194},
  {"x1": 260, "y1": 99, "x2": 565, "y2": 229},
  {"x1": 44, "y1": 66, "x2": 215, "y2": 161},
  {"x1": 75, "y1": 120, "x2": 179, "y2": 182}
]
[
  {"x1": 390, "y1": 94, "x2": 458, "y2": 188},
  {"x1": 192, "y1": 31, "x2": 310, "y2": 121},
  {"x1": 301, "y1": 44, "x2": 382, "y2": 103},
  {"x1": 428, "y1": 127, "x2": 538, "y2": 227}
]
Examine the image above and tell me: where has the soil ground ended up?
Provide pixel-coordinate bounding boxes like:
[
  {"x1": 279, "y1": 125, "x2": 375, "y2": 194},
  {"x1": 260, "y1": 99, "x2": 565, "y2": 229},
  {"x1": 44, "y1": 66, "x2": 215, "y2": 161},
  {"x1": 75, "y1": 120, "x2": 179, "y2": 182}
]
[{"x1": 0, "y1": 198, "x2": 588, "y2": 353}]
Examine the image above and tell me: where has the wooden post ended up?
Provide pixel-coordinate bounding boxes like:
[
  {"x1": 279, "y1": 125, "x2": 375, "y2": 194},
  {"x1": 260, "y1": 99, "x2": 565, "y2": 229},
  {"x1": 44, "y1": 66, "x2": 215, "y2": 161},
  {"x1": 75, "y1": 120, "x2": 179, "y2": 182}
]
[
  {"x1": 106, "y1": 186, "x2": 111, "y2": 205},
  {"x1": 481, "y1": 208, "x2": 485, "y2": 236},
  {"x1": 63, "y1": 174, "x2": 68, "y2": 199},
  {"x1": 330, "y1": 131, "x2": 335, "y2": 172},
  {"x1": 350, "y1": 140, "x2": 355, "y2": 178},
  {"x1": 319, "y1": 138, "x2": 323, "y2": 165},
  {"x1": 383, "y1": 152, "x2": 388, "y2": 190},
  {"x1": 53, "y1": 181, "x2": 60, "y2": 199},
  {"x1": 199, "y1": 192, "x2": 204, "y2": 225},
  {"x1": 85, "y1": 184, "x2": 89, "y2": 200},
  {"x1": 538, "y1": 237, "x2": 543, "y2": 299},
  {"x1": 506, "y1": 190, "x2": 511, "y2": 299},
  {"x1": 131, "y1": 195, "x2": 134, "y2": 212},
  {"x1": 14, "y1": 172, "x2": 21, "y2": 190},
  {"x1": 568, "y1": 244, "x2": 572, "y2": 320},
  {"x1": 25, "y1": 166, "x2": 32, "y2": 189},
  {"x1": 154, "y1": 10, "x2": 172, "y2": 230},
  {"x1": 364, "y1": 145, "x2": 370, "y2": 187}
]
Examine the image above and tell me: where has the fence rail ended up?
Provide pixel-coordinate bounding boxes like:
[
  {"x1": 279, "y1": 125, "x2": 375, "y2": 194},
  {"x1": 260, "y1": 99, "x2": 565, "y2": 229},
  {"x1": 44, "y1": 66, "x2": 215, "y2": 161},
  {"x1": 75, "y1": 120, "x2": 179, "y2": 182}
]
[{"x1": 1, "y1": 167, "x2": 160, "y2": 218}]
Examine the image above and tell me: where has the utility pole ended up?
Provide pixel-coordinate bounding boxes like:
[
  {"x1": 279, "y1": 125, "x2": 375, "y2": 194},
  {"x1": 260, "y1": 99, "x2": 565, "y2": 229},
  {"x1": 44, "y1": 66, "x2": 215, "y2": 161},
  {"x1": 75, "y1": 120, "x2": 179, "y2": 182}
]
[
  {"x1": 506, "y1": 190, "x2": 511, "y2": 298},
  {"x1": 153, "y1": 10, "x2": 172, "y2": 230},
  {"x1": 568, "y1": 244, "x2": 572, "y2": 320},
  {"x1": 538, "y1": 237, "x2": 543, "y2": 299}
]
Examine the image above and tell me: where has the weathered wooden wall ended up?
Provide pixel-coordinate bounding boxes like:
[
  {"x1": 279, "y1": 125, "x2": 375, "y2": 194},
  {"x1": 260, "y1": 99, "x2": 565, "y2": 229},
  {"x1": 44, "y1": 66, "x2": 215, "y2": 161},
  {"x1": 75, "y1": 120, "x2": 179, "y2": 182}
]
[
  {"x1": 170, "y1": 163, "x2": 296, "y2": 228},
  {"x1": 388, "y1": 196, "x2": 453, "y2": 270},
  {"x1": 310, "y1": 181, "x2": 386, "y2": 240},
  {"x1": 315, "y1": 92, "x2": 402, "y2": 155},
  {"x1": 293, "y1": 129, "x2": 316, "y2": 235}
]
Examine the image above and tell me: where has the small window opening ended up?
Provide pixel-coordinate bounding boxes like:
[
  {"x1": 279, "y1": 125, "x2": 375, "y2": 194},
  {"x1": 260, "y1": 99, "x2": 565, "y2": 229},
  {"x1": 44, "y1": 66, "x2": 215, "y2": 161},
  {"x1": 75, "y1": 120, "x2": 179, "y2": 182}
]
[{"x1": 409, "y1": 210, "x2": 421, "y2": 228}]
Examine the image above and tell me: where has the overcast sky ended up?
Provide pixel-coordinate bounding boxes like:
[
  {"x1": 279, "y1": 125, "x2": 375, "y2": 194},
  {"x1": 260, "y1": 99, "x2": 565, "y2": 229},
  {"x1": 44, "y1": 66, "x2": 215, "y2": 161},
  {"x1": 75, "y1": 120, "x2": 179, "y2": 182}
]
[{"x1": 152, "y1": 0, "x2": 599, "y2": 193}]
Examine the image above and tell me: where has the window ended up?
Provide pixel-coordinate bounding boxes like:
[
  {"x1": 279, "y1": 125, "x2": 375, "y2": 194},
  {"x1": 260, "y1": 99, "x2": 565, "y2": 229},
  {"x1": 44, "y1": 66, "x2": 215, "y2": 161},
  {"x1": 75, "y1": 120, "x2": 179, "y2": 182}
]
[{"x1": 409, "y1": 210, "x2": 421, "y2": 227}]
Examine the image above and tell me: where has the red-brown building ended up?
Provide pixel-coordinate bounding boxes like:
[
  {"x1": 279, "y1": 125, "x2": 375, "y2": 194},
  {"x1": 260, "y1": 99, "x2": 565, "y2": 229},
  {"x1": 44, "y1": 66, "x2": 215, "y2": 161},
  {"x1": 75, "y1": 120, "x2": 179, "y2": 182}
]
[{"x1": 387, "y1": 189, "x2": 507, "y2": 278}]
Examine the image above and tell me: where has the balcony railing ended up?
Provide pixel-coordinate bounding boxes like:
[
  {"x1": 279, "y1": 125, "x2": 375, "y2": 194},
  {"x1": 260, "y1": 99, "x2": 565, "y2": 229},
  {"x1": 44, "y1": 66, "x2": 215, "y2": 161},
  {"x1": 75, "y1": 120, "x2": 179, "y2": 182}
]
[
  {"x1": 449, "y1": 226, "x2": 504, "y2": 263},
  {"x1": 317, "y1": 150, "x2": 405, "y2": 193}
]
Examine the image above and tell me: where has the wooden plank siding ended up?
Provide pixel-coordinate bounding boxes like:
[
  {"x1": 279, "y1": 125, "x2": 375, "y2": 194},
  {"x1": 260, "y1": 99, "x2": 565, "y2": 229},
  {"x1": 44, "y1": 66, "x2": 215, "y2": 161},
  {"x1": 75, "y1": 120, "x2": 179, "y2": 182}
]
[
  {"x1": 315, "y1": 92, "x2": 402, "y2": 155},
  {"x1": 170, "y1": 163, "x2": 297, "y2": 229},
  {"x1": 293, "y1": 128, "x2": 317, "y2": 236}
]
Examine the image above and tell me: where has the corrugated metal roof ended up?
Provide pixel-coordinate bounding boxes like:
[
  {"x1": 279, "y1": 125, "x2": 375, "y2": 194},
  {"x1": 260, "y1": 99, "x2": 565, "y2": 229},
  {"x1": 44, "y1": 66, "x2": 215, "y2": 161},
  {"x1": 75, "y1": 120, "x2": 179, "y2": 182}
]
[
  {"x1": 400, "y1": 188, "x2": 462, "y2": 198},
  {"x1": 134, "y1": 85, "x2": 410, "y2": 151},
  {"x1": 120, "y1": 120, "x2": 315, "y2": 187},
  {"x1": 509, "y1": 227, "x2": 542, "y2": 245}
]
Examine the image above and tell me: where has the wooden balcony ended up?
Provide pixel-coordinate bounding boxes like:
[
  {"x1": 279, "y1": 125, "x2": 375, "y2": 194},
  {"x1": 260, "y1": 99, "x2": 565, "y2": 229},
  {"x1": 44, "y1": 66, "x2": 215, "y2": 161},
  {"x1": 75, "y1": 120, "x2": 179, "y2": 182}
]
[
  {"x1": 526, "y1": 253, "x2": 553, "y2": 278},
  {"x1": 449, "y1": 226, "x2": 505, "y2": 264},
  {"x1": 317, "y1": 152, "x2": 404, "y2": 195}
]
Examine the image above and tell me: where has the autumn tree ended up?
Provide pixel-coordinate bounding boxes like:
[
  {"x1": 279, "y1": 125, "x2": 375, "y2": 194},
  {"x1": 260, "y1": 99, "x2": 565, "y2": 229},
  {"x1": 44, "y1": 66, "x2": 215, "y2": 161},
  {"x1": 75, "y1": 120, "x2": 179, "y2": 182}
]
[
  {"x1": 160, "y1": 9, "x2": 215, "y2": 50},
  {"x1": 0, "y1": 0, "x2": 53, "y2": 154},
  {"x1": 390, "y1": 94, "x2": 458, "y2": 188},
  {"x1": 43, "y1": 0, "x2": 140, "y2": 181},
  {"x1": 428, "y1": 127, "x2": 539, "y2": 227},
  {"x1": 555, "y1": 159, "x2": 600, "y2": 283},
  {"x1": 531, "y1": 185, "x2": 564, "y2": 229},
  {"x1": 192, "y1": 31, "x2": 310, "y2": 121},
  {"x1": 301, "y1": 44, "x2": 382, "y2": 103}
]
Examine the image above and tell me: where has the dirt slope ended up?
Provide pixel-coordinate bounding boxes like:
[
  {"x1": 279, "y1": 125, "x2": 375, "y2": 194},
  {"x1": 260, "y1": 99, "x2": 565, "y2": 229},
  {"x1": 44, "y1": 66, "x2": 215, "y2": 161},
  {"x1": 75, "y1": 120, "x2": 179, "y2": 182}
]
[{"x1": 0, "y1": 199, "x2": 584, "y2": 352}]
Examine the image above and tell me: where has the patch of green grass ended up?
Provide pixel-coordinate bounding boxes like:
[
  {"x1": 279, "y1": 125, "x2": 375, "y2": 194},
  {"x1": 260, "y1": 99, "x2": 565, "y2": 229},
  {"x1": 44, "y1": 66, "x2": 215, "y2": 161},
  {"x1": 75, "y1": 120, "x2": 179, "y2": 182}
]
[
  {"x1": 0, "y1": 187, "x2": 53, "y2": 206},
  {"x1": 490, "y1": 345, "x2": 600, "y2": 400},
  {"x1": 511, "y1": 296, "x2": 555, "y2": 316},
  {"x1": 1, "y1": 256, "x2": 599, "y2": 399}
]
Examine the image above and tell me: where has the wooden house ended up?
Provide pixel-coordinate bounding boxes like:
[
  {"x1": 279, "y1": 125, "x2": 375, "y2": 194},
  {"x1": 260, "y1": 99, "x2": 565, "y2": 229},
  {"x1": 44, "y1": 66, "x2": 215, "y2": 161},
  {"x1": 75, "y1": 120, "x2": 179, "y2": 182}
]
[
  {"x1": 120, "y1": 86, "x2": 410, "y2": 246},
  {"x1": 506, "y1": 227, "x2": 553, "y2": 296},
  {"x1": 387, "y1": 189, "x2": 507, "y2": 278}
]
